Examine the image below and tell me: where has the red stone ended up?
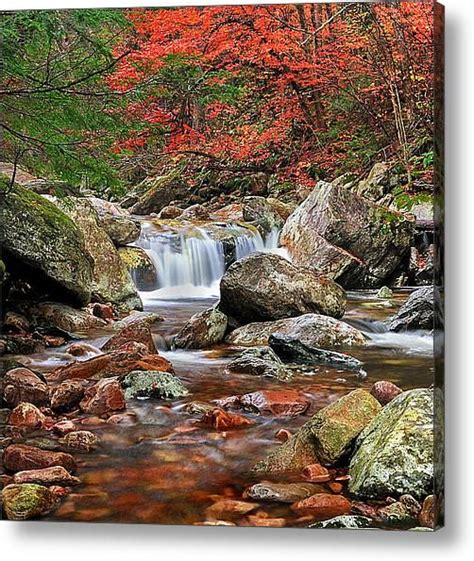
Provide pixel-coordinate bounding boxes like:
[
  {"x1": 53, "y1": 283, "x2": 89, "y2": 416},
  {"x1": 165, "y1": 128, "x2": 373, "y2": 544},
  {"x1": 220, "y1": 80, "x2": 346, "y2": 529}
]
[
  {"x1": 50, "y1": 380, "x2": 85, "y2": 412},
  {"x1": 291, "y1": 493, "x2": 352, "y2": 519},
  {"x1": 370, "y1": 381, "x2": 403, "y2": 406},
  {"x1": 200, "y1": 408, "x2": 254, "y2": 430},
  {"x1": 302, "y1": 463, "x2": 331, "y2": 483},
  {"x1": 8, "y1": 402, "x2": 46, "y2": 429},
  {"x1": 90, "y1": 303, "x2": 116, "y2": 321},
  {"x1": 102, "y1": 321, "x2": 156, "y2": 354},
  {"x1": 2, "y1": 368, "x2": 49, "y2": 408},
  {"x1": 79, "y1": 379, "x2": 126, "y2": 416},
  {"x1": 275, "y1": 429, "x2": 292, "y2": 442},
  {"x1": 239, "y1": 389, "x2": 310, "y2": 417},
  {"x1": 3, "y1": 444, "x2": 76, "y2": 473},
  {"x1": 66, "y1": 343, "x2": 102, "y2": 357},
  {"x1": 13, "y1": 466, "x2": 80, "y2": 486},
  {"x1": 418, "y1": 495, "x2": 438, "y2": 529}
]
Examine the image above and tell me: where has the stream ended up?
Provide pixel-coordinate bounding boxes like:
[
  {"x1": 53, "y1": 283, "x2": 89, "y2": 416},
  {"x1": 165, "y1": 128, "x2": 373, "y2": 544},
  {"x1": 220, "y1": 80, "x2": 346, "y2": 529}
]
[{"x1": 4, "y1": 221, "x2": 434, "y2": 526}]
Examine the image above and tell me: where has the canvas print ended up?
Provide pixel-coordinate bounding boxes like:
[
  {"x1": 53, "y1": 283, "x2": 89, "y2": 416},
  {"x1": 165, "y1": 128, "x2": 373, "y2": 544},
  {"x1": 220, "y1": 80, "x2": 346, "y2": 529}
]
[{"x1": 0, "y1": 1, "x2": 444, "y2": 530}]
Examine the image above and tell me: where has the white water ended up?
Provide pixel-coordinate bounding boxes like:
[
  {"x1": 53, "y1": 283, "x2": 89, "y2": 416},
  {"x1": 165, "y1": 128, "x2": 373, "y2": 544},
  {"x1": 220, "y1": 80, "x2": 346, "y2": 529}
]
[{"x1": 134, "y1": 222, "x2": 281, "y2": 301}]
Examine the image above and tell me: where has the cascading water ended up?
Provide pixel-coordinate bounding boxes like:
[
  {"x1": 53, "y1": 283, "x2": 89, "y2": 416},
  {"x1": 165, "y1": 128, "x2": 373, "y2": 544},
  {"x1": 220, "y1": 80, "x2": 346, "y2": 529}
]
[{"x1": 133, "y1": 221, "x2": 281, "y2": 300}]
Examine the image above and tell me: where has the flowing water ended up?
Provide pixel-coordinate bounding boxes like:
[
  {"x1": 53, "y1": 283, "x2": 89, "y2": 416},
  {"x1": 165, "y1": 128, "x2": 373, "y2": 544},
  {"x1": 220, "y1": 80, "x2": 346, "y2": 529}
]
[{"x1": 2, "y1": 223, "x2": 434, "y2": 526}]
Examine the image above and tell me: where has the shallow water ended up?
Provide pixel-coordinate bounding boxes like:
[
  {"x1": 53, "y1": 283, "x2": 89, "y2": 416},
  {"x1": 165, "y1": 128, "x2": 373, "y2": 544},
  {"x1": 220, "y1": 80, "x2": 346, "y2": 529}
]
[{"x1": 1, "y1": 288, "x2": 433, "y2": 526}]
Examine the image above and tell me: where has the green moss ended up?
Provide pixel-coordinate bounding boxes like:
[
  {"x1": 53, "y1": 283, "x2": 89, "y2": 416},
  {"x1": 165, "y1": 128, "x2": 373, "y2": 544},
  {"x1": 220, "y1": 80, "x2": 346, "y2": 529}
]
[{"x1": 118, "y1": 247, "x2": 153, "y2": 271}]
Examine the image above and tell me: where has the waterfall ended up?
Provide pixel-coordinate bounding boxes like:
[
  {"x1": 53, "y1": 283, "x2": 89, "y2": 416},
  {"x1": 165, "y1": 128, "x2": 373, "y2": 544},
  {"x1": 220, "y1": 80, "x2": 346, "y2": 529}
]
[{"x1": 133, "y1": 222, "x2": 280, "y2": 299}]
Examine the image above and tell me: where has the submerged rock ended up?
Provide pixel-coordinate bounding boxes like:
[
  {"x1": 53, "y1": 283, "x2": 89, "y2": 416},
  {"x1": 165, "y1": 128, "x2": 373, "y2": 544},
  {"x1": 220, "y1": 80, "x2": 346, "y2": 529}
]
[
  {"x1": 226, "y1": 347, "x2": 292, "y2": 382},
  {"x1": 226, "y1": 314, "x2": 367, "y2": 347},
  {"x1": 2, "y1": 483, "x2": 60, "y2": 520},
  {"x1": 281, "y1": 180, "x2": 414, "y2": 288},
  {"x1": 245, "y1": 481, "x2": 324, "y2": 503},
  {"x1": 388, "y1": 287, "x2": 434, "y2": 331},
  {"x1": 349, "y1": 389, "x2": 434, "y2": 499},
  {"x1": 199, "y1": 408, "x2": 254, "y2": 430},
  {"x1": 269, "y1": 333, "x2": 364, "y2": 371},
  {"x1": 0, "y1": 181, "x2": 93, "y2": 305},
  {"x1": 219, "y1": 253, "x2": 346, "y2": 324},
  {"x1": 122, "y1": 370, "x2": 189, "y2": 400},
  {"x1": 254, "y1": 389, "x2": 381, "y2": 473},
  {"x1": 310, "y1": 515, "x2": 373, "y2": 529},
  {"x1": 174, "y1": 307, "x2": 228, "y2": 349}
]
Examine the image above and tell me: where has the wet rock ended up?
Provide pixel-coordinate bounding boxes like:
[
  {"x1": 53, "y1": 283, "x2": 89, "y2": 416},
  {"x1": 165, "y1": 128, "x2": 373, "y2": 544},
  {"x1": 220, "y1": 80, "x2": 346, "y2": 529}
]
[
  {"x1": 275, "y1": 429, "x2": 292, "y2": 442},
  {"x1": 2, "y1": 483, "x2": 60, "y2": 520},
  {"x1": 291, "y1": 493, "x2": 352, "y2": 519},
  {"x1": 281, "y1": 180, "x2": 414, "y2": 288},
  {"x1": 118, "y1": 247, "x2": 157, "y2": 291},
  {"x1": 302, "y1": 463, "x2": 331, "y2": 483},
  {"x1": 102, "y1": 320, "x2": 156, "y2": 354},
  {"x1": 0, "y1": 182, "x2": 93, "y2": 306},
  {"x1": 3, "y1": 444, "x2": 76, "y2": 473},
  {"x1": 89, "y1": 302, "x2": 116, "y2": 322},
  {"x1": 245, "y1": 481, "x2": 324, "y2": 504},
  {"x1": 51, "y1": 420, "x2": 77, "y2": 436},
  {"x1": 370, "y1": 381, "x2": 403, "y2": 406},
  {"x1": 242, "y1": 196, "x2": 285, "y2": 234},
  {"x1": 219, "y1": 253, "x2": 346, "y2": 324},
  {"x1": 226, "y1": 314, "x2": 366, "y2": 348},
  {"x1": 239, "y1": 389, "x2": 309, "y2": 417},
  {"x1": 13, "y1": 466, "x2": 80, "y2": 486},
  {"x1": 269, "y1": 334, "x2": 364, "y2": 371},
  {"x1": 377, "y1": 286, "x2": 393, "y2": 299},
  {"x1": 122, "y1": 370, "x2": 189, "y2": 400},
  {"x1": 27, "y1": 302, "x2": 107, "y2": 333},
  {"x1": 100, "y1": 215, "x2": 140, "y2": 246},
  {"x1": 418, "y1": 495, "x2": 438, "y2": 529},
  {"x1": 254, "y1": 389, "x2": 381, "y2": 473},
  {"x1": 199, "y1": 408, "x2": 254, "y2": 430},
  {"x1": 388, "y1": 287, "x2": 434, "y2": 331},
  {"x1": 79, "y1": 379, "x2": 126, "y2": 416},
  {"x1": 244, "y1": 515, "x2": 287, "y2": 528},
  {"x1": 174, "y1": 307, "x2": 228, "y2": 349},
  {"x1": 0, "y1": 334, "x2": 46, "y2": 355},
  {"x1": 378, "y1": 495, "x2": 421, "y2": 527},
  {"x1": 8, "y1": 402, "x2": 46, "y2": 429},
  {"x1": 158, "y1": 205, "x2": 183, "y2": 219},
  {"x1": 179, "y1": 204, "x2": 210, "y2": 221},
  {"x1": 349, "y1": 389, "x2": 434, "y2": 499},
  {"x1": 65, "y1": 342, "x2": 102, "y2": 358},
  {"x1": 310, "y1": 515, "x2": 373, "y2": 529},
  {"x1": 62, "y1": 430, "x2": 98, "y2": 452},
  {"x1": 50, "y1": 380, "x2": 86, "y2": 413},
  {"x1": 2, "y1": 368, "x2": 49, "y2": 408},
  {"x1": 56, "y1": 197, "x2": 142, "y2": 311},
  {"x1": 226, "y1": 347, "x2": 292, "y2": 382},
  {"x1": 205, "y1": 499, "x2": 258, "y2": 521}
]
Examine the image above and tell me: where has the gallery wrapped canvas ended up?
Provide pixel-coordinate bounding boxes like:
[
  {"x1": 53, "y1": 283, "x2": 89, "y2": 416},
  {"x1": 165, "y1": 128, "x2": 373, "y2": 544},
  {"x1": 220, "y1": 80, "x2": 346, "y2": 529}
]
[{"x1": 0, "y1": 1, "x2": 444, "y2": 530}]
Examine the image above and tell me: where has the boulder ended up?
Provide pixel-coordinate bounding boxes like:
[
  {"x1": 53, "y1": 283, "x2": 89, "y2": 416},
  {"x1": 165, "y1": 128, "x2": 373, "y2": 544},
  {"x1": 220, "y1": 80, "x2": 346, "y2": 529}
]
[
  {"x1": 79, "y1": 379, "x2": 126, "y2": 415},
  {"x1": 122, "y1": 370, "x2": 189, "y2": 400},
  {"x1": 239, "y1": 389, "x2": 310, "y2": 417},
  {"x1": 179, "y1": 204, "x2": 210, "y2": 221},
  {"x1": 102, "y1": 320, "x2": 156, "y2": 354},
  {"x1": 3, "y1": 444, "x2": 76, "y2": 473},
  {"x1": 226, "y1": 314, "x2": 366, "y2": 348},
  {"x1": 174, "y1": 307, "x2": 228, "y2": 349},
  {"x1": 253, "y1": 389, "x2": 381, "y2": 473},
  {"x1": 226, "y1": 347, "x2": 292, "y2": 382},
  {"x1": 8, "y1": 402, "x2": 46, "y2": 429},
  {"x1": 100, "y1": 215, "x2": 140, "y2": 246},
  {"x1": 349, "y1": 389, "x2": 434, "y2": 499},
  {"x1": 1, "y1": 483, "x2": 59, "y2": 520},
  {"x1": 245, "y1": 481, "x2": 324, "y2": 504},
  {"x1": 62, "y1": 430, "x2": 98, "y2": 452},
  {"x1": 56, "y1": 197, "x2": 142, "y2": 311},
  {"x1": 158, "y1": 205, "x2": 183, "y2": 219},
  {"x1": 269, "y1": 334, "x2": 364, "y2": 371},
  {"x1": 50, "y1": 380, "x2": 86, "y2": 412},
  {"x1": 27, "y1": 302, "x2": 107, "y2": 333},
  {"x1": 129, "y1": 174, "x2": 188, "y2": 215},
  {"x1": 242, "y1": 196, "x2": 285, "y2": 234},
  {"x1": 0, "y1": 181, "x2": 93, "y2": 305},
  {"x1": 355, "y1": 162, "x2": 398, "y2": 202},
  {"x1": 13, "y1": 466, "x2": 80, "y2": 487},
  {"x1": 118, "y1": 247, "x2": 157, "y2": 291},
  {"x1": 219, "y1": 253, "x2": 346, "y2": 324},
  {"x1": 2, "y1": 368, "x2": 49, "y2": 408},
  {"x1": 281, "y1": 181, "x2": 414, "y2": 288},
  {"x1": 388, "y1": 287, "x2": 434, "y2": 331}
]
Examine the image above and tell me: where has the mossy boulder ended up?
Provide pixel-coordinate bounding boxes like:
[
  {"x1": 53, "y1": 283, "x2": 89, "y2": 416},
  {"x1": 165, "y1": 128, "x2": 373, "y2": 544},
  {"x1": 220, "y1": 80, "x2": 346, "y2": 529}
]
[
  {"x1": 174, "y1": 307, "x2": 228, "y2": 349},
  {"x1": 118, "y1": 247, "x2": 157, "y2": 291},
  {"x1": 349, "y1": 389, "x2": 434, "y2": 499},
  {"x1": 129, "y1": 173, "x2": 188, "y2": 215},
  {"x1": 0, "y1": 181, "x2": 93, "y2": 305},
  {"x1": 1, "y1": 483, "x2": 59, "y2": 520},
  {"x1": 122, "y1": 370, "x2": 189, "y2": 400},
  {"x1": 253, "y1": 389, "x2": 381, "y2": 473},
  {"x1": 56, "y1": 197, "x2": 142, "y2": 311}
]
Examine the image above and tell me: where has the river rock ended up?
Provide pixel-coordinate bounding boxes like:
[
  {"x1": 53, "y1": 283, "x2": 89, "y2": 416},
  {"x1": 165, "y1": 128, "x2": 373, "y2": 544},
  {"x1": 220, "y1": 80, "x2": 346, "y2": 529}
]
[
  {"x1": 62, "y1": 430, "x2": 98, "y2": 452},
  {"x1": 253, "y1": 389, "x2": 381, "y2": 473},
  {"x1": 2, "y1": 483, "x2": 60, "y2": 520},
  {"x1": 310, "y1": 515, "x2": 373, "y2": 529},
  {"x1": 226, "y1": 347, "x2": 292, "y2": 382},
  {"x1": 377, "y1": 495, "x2": 421, "y2": 527},
  {"x1": 129, "y1": 174, "x2": 188, "y2": 215},
  {"x1": 2, "y1": 368, "x2": 49, "y2": 408},
  {"x1": 65, "y1": 342, "x2": 102, "y2": 358},
  {"x1": 27, "y1": 302, "x2": 107, "y2": 333},
  {"x1": 370, "y1": 381, "x2": 403, "y2": 405},
  {"x1": 3, "y1": 444, "x2": 76, "y2": 473},
  {"x1": 239, "y1": 390, "x2": 310, "y2": 417},
  {"x1": 158, "y1": 205, "x2": 183, "y2": 219},
  {"x1": 242, "y1": 196, "x2": 285, "y2": 234},
  {"x1": 56, "y1": 197, "x2": 142, "y2": 311},
  {"x1": 199, "y1": 408, "x2": 254, "y2": 430},
  {"x1": 269, "y1": 333, "x2": 364, "y2": 371},
  {"x1": 226, "y1": 314, "x2": 366, "y2": 347},
  {"x1": 8, "y1": 402, "x2": 46, "y2": 429},
  {"x1": 219, "y1": 253, "x2": 346, "y2": 324},
  {"x1": 13, "y1": 466, "x2": 80, "y2": 486},
  {"x1": 174, "y1": 307, "x2": 228, "y2": 349},
  {"x1": 291, "y1": 493, "x2": 352, "y2": 519},
  {"x1": 349, "y1": 389, "x2": 434, "y2": 499},
  {"x1": 179, "y1": 204, "x2": 210, "y2": 221},
  {"x1": 118, "y1": 247, "x2": 157, "y2": 291},
  {"x1": 102, "y1": 320, "x2": 156, "y2": 354},
  {"x1": 418, "y1": 495, "x2": 438, "y2": 529},
  {"x1": 0, "y1": 182, "x2": 93, "y2": 305},
  {"x1": 245, "y1": 481, "x2": 325, "y2": 503},
  {"x1": 100, "y1": 215, "x2": 140, "y2": 246},
  {"x1": 79, "y1": 379, "x2": 126, "y2": 415},
  {"x1": 388, "y1": 287, "x2": 434, "y2": 331},
  {"x1": 122, "y1": 370, "x2": 189, "y2": 400},
  {"x1": 281, "y1": 180, "x2": 414, "y2": 288}
]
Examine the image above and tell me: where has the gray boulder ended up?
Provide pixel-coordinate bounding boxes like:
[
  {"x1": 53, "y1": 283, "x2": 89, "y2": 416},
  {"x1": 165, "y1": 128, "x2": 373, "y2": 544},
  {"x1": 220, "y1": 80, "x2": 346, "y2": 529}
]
[
  {"x1": 174, "y1": 307, "x2": 228, "y2": 349},
  {"x1": 122, "y1": 371, "x2": 189, "y2": 400},
  {"x1": 388, "y1": 287, "x2": 434, "y2": 331},
  {"x1": 226, "y1": 347, "x2": 292, "y2": 382},
  {"x1": 100, "y1": 216, "x2": 140, "y2": 246}
]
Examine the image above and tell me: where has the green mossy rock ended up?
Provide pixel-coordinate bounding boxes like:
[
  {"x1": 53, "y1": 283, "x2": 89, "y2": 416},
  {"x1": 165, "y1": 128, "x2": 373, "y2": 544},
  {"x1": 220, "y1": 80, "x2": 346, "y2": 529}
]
[
  {"x1": 0, "y1": 181, "x2": 93, "y2": 305},
  {"x1": 253, "y1": 389, "x2": 381, "y2": 473},
  {"x1": 1, "y1": 483, "x2": 59, "y2": 520},
  {"x1": 122, "y1": 370, "x2": 189, "y2": 400},
  {"x1": 174, "y1": 307, "x2": 228, "y2": 349},
  {"x1": 349, "y1": 389, "x2": 434, "y2": 499}
]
